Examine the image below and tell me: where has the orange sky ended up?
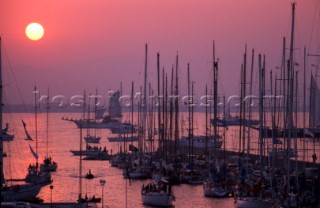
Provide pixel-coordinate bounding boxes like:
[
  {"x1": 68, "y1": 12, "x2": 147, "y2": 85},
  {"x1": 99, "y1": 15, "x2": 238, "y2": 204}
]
[{"x1": 0, "y1": 0, "x2": 319, "y2": 106}]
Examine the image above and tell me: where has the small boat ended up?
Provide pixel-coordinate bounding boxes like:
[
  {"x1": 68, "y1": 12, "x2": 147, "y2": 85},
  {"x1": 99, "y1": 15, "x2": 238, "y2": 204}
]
[
  {"x1": 83, "y1": 151, "x2": 110, "y2": 160},
  {"x1": 203, "y1": 179, "x2": 229, "y2": 197},
  {"x1": 1, "y1": 201, "x2": 32, "y2": 207},
  {"x1": 211, "y1": 115, "x2": 260, "y2": 127},
  {"x1": 179, "y1": 135, "x2": 223, "y2": 149},
  {"x1": 84, "y1": 135, "x2": 101, "y2": 144},
  {"x1": 235, "y1": 197, "x2": 272, "y2": 208},
  {"x1": 110, "y1": 122, "x2": 136, "y2": 134},
  {"x1": 85, "y1": 169, "x2": 94, "y2": 179},
  {"x1": 124, "y1": 167, "x2": 150, "y2": 179},
  {"x1": 71, "y1": 144, "x2": 106, "y2": 156},
  {"x1": 26, "y1": 164, "x2": 52, "y2": 185},
  {"x1": 108, "y1": 135, "x2": 138, "y2": 142},
  {"x1": 269, "y1": 148, "x2": 298, "y2": 158},
  {"x1": 40, "y1": 157, "x2": 58, "y2": 172},
  {"x1": 141, "y1": 180, "x2": 175, "y2": 207},
  {"x1": 88, "y1": 196, "x2": 101, "y2": 203}
]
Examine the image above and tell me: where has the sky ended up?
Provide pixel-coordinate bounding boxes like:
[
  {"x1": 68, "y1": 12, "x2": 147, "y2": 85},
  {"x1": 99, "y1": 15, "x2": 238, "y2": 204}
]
[{"x1": 0, "y1": 0, "x2": 319, "y2": 108}]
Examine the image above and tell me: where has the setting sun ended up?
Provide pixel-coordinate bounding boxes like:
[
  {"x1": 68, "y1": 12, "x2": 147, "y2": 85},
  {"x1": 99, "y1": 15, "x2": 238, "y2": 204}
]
[{"x1": 25, "y1": 22, "x2": 44, "y2": 41}]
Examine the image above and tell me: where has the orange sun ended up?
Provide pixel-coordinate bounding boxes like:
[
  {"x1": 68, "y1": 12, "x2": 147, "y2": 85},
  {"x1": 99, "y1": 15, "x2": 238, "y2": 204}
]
[{"x1": 25, "y1": 23, "x2": 44, "y2": 41}]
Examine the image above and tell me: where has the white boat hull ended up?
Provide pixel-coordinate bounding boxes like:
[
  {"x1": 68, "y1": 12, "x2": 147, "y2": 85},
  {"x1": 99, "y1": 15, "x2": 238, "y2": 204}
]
[
  {"x1": 141, "y1": 193, "x2": 174, "y2": 207},
  {"x1": 236, "y1": 197, "x2": 272, "y2": 208}
]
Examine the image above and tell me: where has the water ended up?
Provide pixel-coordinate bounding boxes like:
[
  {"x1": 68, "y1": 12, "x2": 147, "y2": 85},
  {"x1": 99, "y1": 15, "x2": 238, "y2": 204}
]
[{"x1": 3, "y1": 112, "x2": 319, "y2": 207}]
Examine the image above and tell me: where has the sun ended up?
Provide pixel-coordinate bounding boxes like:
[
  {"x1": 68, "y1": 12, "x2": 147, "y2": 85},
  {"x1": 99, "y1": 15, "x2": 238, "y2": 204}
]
[{"x1": 25, "y1": 23, "x2": 44, "y2": 41}]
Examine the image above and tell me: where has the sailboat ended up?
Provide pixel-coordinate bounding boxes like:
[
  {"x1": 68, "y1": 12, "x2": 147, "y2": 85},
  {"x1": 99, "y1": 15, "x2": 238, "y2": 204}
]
[
  {"x1": 84, "y1": 91, "x2": 101, "y2": 144},
  {"x1": 141, "y1": 179, "x2": 175, "y2": 207},
  {"x1": 40, "y1": 89, "x2": 58, "y2": 172},
  {"x1": 1, "y1": 37, "x2": 42, "y2": 202},
  {"x1": 63, "y1": 90, "x2": 128, "y2": 129},
  {"x1": 25, "y1": 86, "x2": 52, "y2": 185}
]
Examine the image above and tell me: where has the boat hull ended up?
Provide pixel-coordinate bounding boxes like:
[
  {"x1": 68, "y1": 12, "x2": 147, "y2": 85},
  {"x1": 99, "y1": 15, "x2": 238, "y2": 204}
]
[
  {"x1": 141, "y1": 193, "x2": 174, "y2": 207},
  {"x1": 236, "y1": 197, "x2": 272, "y2": 208},
  {"x1": 1, "y1": 183, "x2": 42, "y2": 202}
]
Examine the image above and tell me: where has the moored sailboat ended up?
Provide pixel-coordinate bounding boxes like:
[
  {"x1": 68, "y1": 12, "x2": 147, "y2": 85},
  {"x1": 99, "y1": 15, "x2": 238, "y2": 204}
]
[{"x1": 0, "y1": 37, "x2": 42, "y2": 202}]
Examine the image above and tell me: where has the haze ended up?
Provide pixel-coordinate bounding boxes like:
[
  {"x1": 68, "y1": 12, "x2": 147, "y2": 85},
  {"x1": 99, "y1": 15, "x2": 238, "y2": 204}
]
[{"x1": 0, "y1": 0, "x2": 319, "y2": 108}]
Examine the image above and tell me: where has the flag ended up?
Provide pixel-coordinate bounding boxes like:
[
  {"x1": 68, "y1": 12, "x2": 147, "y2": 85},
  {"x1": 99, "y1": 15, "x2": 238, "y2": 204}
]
[
  {"x1": 22, "y1": 120, "x2": 26, "y2": 128},
  {"x1": 22, "y1": 120, "x2": 33, "y2": 141},
  {"x1": 29, "y1": 144, "x2": 38, "y2": 159}
]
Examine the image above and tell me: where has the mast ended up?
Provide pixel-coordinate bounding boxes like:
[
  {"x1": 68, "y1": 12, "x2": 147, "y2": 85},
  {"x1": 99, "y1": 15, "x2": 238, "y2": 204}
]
[
  {"x1": 169, "y1": 67, "x2": 174, "y2": 155},
  {"x1": 46, "y1": 88, "x2": 50, "y2": 158},
  {"x1": 242, "y1": 45, "x2": 247, "y2": 156},
  {"x1": 174, "y1": 53, "x2": 179, "y2": 155},
  {"x1": 131, "y1": 81, "x2": 134, "y2": 146},
  {"x1": 34, "y1": 86, "x2": 39, "y2": 167},
  {"x1": 142, "y1": 44, "x2": 148, "y2": 152},
  {"x1": 302, "y1": 46, "x2": 306, "y2": 169},
  {"x1": 205, "y1": 85, "x2": 208, "y2": 154},
  {"x1": 187, "y1": 63, "x2": 191, "y2": 165},
  {"x1": 258, "y1": 54, "x2": 264, "y2": 178},
  {"x1": 286, "y1": 2, "x2": 296, "y2": 193},
  {"x1": 78, "y1": 90, "x2": 85, "y2": 203},
  {"x1": 0, "y1": 37, "x2": 4, "y2": 188},
  {"x1": 157, "y1": 52, "x2": 162, "y2": 154},
  {"x1": 247, "y1": 49, "x2": 254, "y2": 164},
  {"x1": 213, "y1": 41, "x2": 218, "y2": 163}
]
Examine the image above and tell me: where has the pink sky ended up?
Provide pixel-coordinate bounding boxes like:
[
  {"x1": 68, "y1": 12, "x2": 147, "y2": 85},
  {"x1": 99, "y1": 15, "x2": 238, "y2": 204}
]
[{"x1": 0, "y1": 0, "x2": 319, "y2": 106}]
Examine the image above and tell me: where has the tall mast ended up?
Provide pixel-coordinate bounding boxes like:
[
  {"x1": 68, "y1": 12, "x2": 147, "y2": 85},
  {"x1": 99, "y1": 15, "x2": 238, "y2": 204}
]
[
  {"x1": 46, "y1": 88, "x2": 50, "y2": 158},
  {"x1": 0, "y1": 37, "x2": 4, "y2": 188},
  {"x1": 169, "y1": 67, "x2": 174, "y2": 155},
  {"x1": 157, "y1": 52, "x2": 161, "y2": 153},
  {"x1": 242, "y1": 45, "x2": 247, "y2": 155},
  {"x1": 78, "y1": 90, "x2": 85, "y2": 203},
  {"x1": 258, "y1": 54, "x2": 264, "y2": 178},
  {"x1": 302, "y1": 46, "x2": 306, "y2": 169},
  {"x1": 286, "y1": 2, "x2": 296, "y2": 193},
  {"x1": 205, "y1": 85, "x2": 208, "y2": 154},
  {"x1": 131, "y1": 81, "x2": 134, "y2": 146},
  {"x1": 34, "y1": 86, "x2": 39, "y2": 167},
  {"x1": 174, "y1": 53, "x2": 179, "y2": 155},
  {"x1": 213, "y1": 41, "x2": 218, "y2": 163},
  {"x1": 187, "y1": 63, "x2": 191, "y2": 165},
  {"x1": 142, "y1": 44, "x2": 148, "y2": 152}
]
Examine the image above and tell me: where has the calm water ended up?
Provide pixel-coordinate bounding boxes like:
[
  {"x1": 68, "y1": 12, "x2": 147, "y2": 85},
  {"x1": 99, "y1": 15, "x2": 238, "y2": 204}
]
[{"x1": 3, "y1": 112, "x2": 319, "y2": 207}]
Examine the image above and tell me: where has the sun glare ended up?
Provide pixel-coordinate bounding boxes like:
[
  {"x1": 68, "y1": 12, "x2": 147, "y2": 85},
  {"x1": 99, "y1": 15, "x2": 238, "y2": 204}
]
[{"x1": 25, "y1": 23, "x2": 44, "y2": 41}]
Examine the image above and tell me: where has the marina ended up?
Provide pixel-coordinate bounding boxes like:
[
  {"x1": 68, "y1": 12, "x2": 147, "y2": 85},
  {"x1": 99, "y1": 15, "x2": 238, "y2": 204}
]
[{"x1": 1, "y1": 1, "x2": 320, "y2": 207}]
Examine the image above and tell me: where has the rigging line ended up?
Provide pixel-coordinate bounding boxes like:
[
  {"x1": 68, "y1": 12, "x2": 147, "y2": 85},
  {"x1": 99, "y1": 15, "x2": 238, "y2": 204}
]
[{"x1": 2, "y1": 43, "x2": 29, "y2": 112}]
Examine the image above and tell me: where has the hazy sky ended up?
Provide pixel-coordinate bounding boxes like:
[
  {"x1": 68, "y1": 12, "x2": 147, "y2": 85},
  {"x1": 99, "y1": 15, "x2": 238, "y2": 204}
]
[{"x1": 0, "y1": 0, "x2": 319, "y2": 107}]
